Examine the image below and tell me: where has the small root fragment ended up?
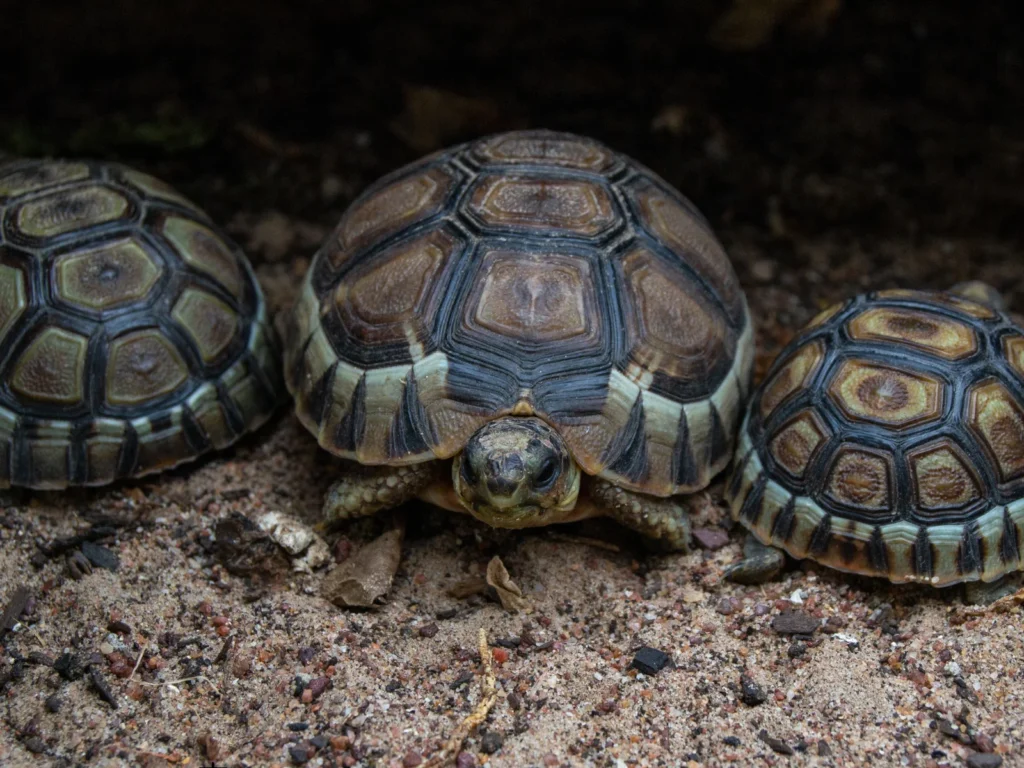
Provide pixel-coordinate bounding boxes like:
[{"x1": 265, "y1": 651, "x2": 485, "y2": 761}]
[{"x1": 423, "y1": 628, "x2": 497, "y2": 768}]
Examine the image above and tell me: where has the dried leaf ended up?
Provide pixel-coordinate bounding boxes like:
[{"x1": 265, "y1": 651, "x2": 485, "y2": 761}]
[
  {"x1": 710, "y1": 0, "x2": 841, "y2": 51},
  {"x1": 485, "y1": 556, "x2": 530, "y2": 613},
  {"x1": 321, "y1": 527, "x2": 403, "y2": 608},
  {"x1": 390, "y1": 85, "x2": 502, "y2": 152},
  {"x1": 448, "y1": 577, "x2": 489, "y2": 600},
  {"x1": 1, "y1": 586, "x2": 31, "y2": 636}
]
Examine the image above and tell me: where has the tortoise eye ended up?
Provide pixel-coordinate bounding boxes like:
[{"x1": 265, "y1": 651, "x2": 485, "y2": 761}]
[
  {"x1": 460, "y1": 457, "x2": 479, "y2": 487},
  {"x1": 534, "y1": 457, "x2": 559, "y2": 489}
]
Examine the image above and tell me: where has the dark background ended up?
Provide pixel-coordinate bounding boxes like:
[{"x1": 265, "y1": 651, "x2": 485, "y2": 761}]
[{"x1": 3, "y1": 0, "x2": 1022, "y2": 328}]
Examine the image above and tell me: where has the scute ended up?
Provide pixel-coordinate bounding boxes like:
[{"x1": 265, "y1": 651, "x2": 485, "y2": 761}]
[
  {"x1": 329, "y1": 166, "x2": 455, "y2": 268},
  {"x1": 286, "y1": 129, "x2": 752, "y2": 497},
  {"x1": 54, "y1": 237, "x2": 163, "y2": 311},
  {"x1": 467, "y1": 175, "x2": 616, "y2": 236},
  {"x1": 106, "y1": 329, "x2": 189, "y2": 406},
  {"x1": 9, "y1": 326, "x2": 89, "y2": 404},
  {"x1": 0, "y1": 263, "x2": 28, "y2": 338},
  {"x1": 827, "y1": 360, "x2": 943, "y2": 428},
  {"x1": 0, "y1": 158, "x2": 283, "y2": 489},
  {"x1": 13, "y1": 186, "x2": 131, "y2": 239},
  {"x1": 729, "y1": 289, "x2": 1024, "y2": 586}
]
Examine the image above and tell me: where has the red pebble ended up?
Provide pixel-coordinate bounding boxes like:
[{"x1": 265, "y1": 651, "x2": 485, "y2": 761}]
[{"x1": 492, "y1": 647, "x2": 509, "y2": 664}]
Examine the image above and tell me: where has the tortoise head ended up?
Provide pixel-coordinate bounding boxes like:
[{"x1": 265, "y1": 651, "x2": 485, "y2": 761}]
[{"x1": 452, "y1": 417, "x2": 581, "y2": 528}]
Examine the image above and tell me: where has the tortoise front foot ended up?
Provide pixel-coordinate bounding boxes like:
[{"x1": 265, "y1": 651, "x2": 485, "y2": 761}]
[
  {"x1": 963, "y1": 573, "x2": 1024, "y2": 606},
  {"x1": 588, "y1": 480, "x2": 691, "y2": 551},
  {"x1": 323, "y1": 461, "x2": 439, "y2": 523},
  {"x1": 724, "y1": 534, "x2": 786, "y2": 584}
]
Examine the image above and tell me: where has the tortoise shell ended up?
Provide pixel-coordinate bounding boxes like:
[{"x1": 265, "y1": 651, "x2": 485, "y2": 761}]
[
  {"x1": 0, "y1": 159, "x2": 283, "y2": 489},
  {"x1": 286, "y1": 129, "x2": 753, "y2": 497},
  {"x1": 727, "y1": 289, "x2": 1024, "y2": 586}
]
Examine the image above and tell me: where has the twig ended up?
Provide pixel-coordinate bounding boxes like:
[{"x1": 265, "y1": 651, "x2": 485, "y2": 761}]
[
  {"x1": 127, "y1": 642, "x2": 147, "y2": 681},
  {"x1": 423, "y1": 628, "x2": 497, "y2": 767}
]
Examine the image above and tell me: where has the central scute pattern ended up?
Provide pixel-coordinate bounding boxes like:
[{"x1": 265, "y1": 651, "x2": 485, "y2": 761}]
[
  {"x1": 286, "y1": 130, "x2": 754, "y2": 497},
  {"x1": 728, "y1": 290, "x2": 1024, "y2": 586}
]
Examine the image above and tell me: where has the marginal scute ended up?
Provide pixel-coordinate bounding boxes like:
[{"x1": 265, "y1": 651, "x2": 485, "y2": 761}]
[
  {"x1": 759, "y1": 340, "x2": 825, "y2": 419},
  {"x1": 768, "y1": 410, "x2": 830, "y2": 479},
  {"x1": 633, "y1": 186, "x2": 742, "y2": 318},
  {"x1": 473, "y1": 131, "x2": 613, "y2": 170},
  {"x1": 908, "y1": 440, "x2": 983, "y2": 512},
  {"x1": 14, "y1": 186, "x2": 130, "y2": 238},
  {"x1": 824, "y1": 446, "x2": 892, "y2": 513},
  {"x1": 968, "y1": 379, "x2": 1024, "y2": 485},
  {"x1": 847, "y1": 306, "x2": 977, "y2": 360},
  {"x1": 106, "y1": 329, "x2": 189, "y2": 406},
  {"x1": 827, "y1": 360, "x2": 942, "y2": 428},
  {"x1": 332, "y1": 166, "x2": 454, "y2": 266},
  {"x1": 618, "y1": 248, "x2": 732, "y2": 393},
  {"x1": 468, "y1": 175, "x2": 615, "y2": 236},
  {"x1": 162, "y1": 216, "x2": 245, "y2": 300},
  {"x1": 9, "y1": 326, "x2": 89, "y2": 404},
  {"x1": 55, "y1": 238, "x2": 162, "y2": 310},
  {"x1": 0, "y1": 263, "x2": 28, "y2": 339},
  {"x1": 470, "y1": 250, "x2": 594, "y2": 343},
  {"x1": 0, "y1": 162, "x2": 90, "y2": 199},
  {"x1": 171, "y1": 287, "x2": 238, "y2": 364}
]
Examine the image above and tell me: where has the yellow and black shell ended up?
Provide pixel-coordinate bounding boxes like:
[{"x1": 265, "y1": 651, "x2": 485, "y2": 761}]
[
  {"x1": 728, "y1": 289, "x2": 1024, "y2": 586},
  {"x1": 286, "y1": 130, "x2": 753, "y2": 497},
  {"x1": 0, "y1": 160, "x2": 283, "y2": 489}
]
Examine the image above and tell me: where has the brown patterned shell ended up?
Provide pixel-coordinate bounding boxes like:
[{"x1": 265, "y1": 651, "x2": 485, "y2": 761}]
[
  {"x1": 0, "y1": 159, "x2": 284, "y2": 489},
  {"x1": 728, "y1": 289, "x2": 1024, "y2": 586},
  {"x1": 286, "y1": 130, "x2": 753, "y2": 497}
]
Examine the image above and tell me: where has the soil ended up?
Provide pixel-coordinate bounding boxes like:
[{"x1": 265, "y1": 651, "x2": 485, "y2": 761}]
[{"x1": 2, "y1": 1, "x2": 1024, "y2": 766}]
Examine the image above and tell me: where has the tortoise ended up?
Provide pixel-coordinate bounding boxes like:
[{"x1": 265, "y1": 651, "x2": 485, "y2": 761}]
[
  {"x1": 0, "y1": 159, "x2": 283, "y2": 489},
  {"x1": 285, "y1": 129, "x2": 753, "y2": 549},
  {"x1": 725, "y1": 282, "x2": 1024, "y2": 594}
]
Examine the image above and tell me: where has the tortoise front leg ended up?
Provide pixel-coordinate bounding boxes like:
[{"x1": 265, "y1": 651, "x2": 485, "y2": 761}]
[
  {"x1": 323, "y1": 461, "x2": 442, "y2": 523},
  {"x1": 724, "y1": 533, "x2": 786, "y2": 584},
  {"x1": 587, "y1": 479, "x2": 692, "y2": 551}
]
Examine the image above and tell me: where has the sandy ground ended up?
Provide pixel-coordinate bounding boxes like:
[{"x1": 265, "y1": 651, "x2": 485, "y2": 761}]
[{"x1": 4, "y1": 1, "x2": 1024, "y2": 766}]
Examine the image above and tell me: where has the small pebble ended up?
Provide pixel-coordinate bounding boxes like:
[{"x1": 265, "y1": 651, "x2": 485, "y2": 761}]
[
  {"x1": 45, "y1": 695, "x2": 63, "y2": 713},
  {"x1": 287, "y1": 722, "x2": 309, "y2": 732},
  {"x1": 723, "y1": 736, "x2": 741, "y2": 746},
  {"x1": 759, "y1": 730, "x2": 795, "y2": 756},
  {"x1": 436, "y1": 608, "x2": 458, "y2": 620},
  {"x1": 692, "y1": 527, "x2": 730, "y2": 550},
  {"x1": 298, "y1": 647, "x2": 316, "y2": 665},
  {"x1": 772, "y1": 610, "x2": 819, "y2": 635},
  {"x1": 716, "y1": 597, "x2": 740, "y2": 616},
  {"x1": 81, "y1": 541, "x2": 120, "y2": 571},
  {"x1": 480, "y1": 730, "x2": 504, "y2": 754},
  {"x1": 455, "y1": 751, "x2": 477, "y2": 768},
  {"x1": 418, "y1": 623, "x2": 439, "y2": 638},
  {"x1": 289, "y1": 746, "x2": 310, "y2": 765},
  {"x1": 630, "y1": 646, "x2": 671, "y2": 675},
  {"x1": 788, "y1": 642, "x2": 807, "y2": 658},
  {"x1": 107, "y1": 620, "x2": 132, "y2": 635},
  {"x1": 966, "y1": 754, "x2": 1003, "y2": 768},
  {"x1": 817, "y1": 740, "x2": 831, "y2": 757},
  {"x1": 402, "y1": 750, "x2": 423, "y2": 767},
  {"x1": 740, "y1": 673, "x2": 767, "y2": 706}
]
